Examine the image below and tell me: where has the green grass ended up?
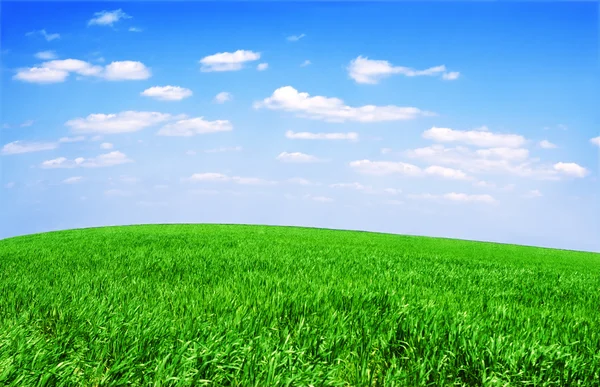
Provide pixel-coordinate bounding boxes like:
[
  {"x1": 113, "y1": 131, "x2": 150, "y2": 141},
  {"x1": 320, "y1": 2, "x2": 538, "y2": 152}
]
[{"x1": 1, "y1": 224, "x2": 599, "y2": 386}]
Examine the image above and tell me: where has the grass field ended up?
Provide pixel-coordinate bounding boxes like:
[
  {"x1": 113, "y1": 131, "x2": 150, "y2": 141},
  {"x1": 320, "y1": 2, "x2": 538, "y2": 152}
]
[{"x1": 0, "y1": 224, "x2": 599, "y2": 386}]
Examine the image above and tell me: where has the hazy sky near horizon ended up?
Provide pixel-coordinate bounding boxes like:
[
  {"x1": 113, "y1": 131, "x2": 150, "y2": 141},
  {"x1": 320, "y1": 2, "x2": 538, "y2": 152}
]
[{"x1": 1, "y1": 2, "x2": 599, "y2": 252}]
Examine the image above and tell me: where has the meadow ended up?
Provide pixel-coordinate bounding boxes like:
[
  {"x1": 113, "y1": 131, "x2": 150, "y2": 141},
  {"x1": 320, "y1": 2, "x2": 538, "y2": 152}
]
[{"x1": 0, "y1": 224, "x2": 599, "y2": 386}]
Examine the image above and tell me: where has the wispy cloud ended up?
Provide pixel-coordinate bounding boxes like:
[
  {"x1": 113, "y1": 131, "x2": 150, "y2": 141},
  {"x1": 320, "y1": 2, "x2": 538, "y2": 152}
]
[
  {"x1": 347, "y1": 56, "x2": 459, "y2": 84},
  {"x1": 1, "y1": 141, "x2": 58, "y2": 155},
  {"x1": 88, "y1": 9, "x2": 131, "y2": 26},
  {"x1": 287, "y1": 33, "x2": 306, "y2": 42},
  {"x1": 214, "y1": 92, "x2": 232, "y2": 103},
  {"x1": 141, "y1": 86, "x2": 192, "y2": 101},
  {"x1": 184, "y1": 173, "x2": 276, "y2": 185},
  {"x1": 199, "y1": 50, "x2": 260, "y2": 72},
  {"x1": 285, "y1": 130, "x2": 358, "y2": 141},
  {"x1": 41, "y1": 151, "x2": 133, "y2": 169},
  {"x1": 26, "y1": 29, "x2": 60, "y2": 41},
  {"x1": 276, "y1": 151, "x2": 324, "y2": 163}
]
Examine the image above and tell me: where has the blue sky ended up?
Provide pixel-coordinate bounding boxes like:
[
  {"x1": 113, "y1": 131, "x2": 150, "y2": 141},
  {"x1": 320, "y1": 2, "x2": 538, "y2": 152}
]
[{"x1": 1, "y1": 2, "x2": 599, "y2": 252}]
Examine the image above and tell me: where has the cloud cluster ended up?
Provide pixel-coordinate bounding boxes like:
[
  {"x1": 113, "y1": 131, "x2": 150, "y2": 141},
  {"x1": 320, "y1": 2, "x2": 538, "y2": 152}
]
[
  {"x1": 14, "y1": 59, "x2": 151, "y2": 83},
  {"x1": 349, "y1": 160, "x2": 470, "y2": 180},
  {"x1": 255, "y1": 86, "x2": 434, "y2": 123},
  {"x1": 41, "y1": 151, "x2": 132, "y2": 168}
]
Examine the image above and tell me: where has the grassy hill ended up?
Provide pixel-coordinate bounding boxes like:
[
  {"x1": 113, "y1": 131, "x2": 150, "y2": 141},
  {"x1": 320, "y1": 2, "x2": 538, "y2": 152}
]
[{"x1": 1, "y1": 224, "x2": 599, "y2": 386}]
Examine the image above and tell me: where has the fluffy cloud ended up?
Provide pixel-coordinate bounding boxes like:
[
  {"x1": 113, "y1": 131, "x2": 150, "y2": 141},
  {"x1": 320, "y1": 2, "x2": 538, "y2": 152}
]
[
  {"x1": 214, "y1": 92, "x2": 232, "y2": 103},
  {"x1": 1, "y1": 141, "x2": 58, "y2": 155},
  {"x1": 199, "y1": 50, "x2": 260, "y2": 72},
  {"x1": 14, "y1": 59, "x2": 151, "y2": 83},
  {"x1": 184, "y1": 173, "x2": 275, "y2": 185},
  {"x1": 66, "y1": 111, "x2": 172, "y2": 134},
  {"x1": 276, "y1": 151, "x2": 323, "y2": 163},
  {"x1": 141, "y1": 86, "x2": 192, "y2": 101},
  {"x1": 40, "y1": 151, "x2": 132, "y2": 168},
  {"x1": 157, "y1": 117, "x2": 233, "y2": 136},
  {"x1": 100, "y1": 142, "x2": 114, "y2": 149},
  {"x1": 62, "y1": 176, "x2": 83, "y2": 184},
  {"x1": 408, "y1": 192, "x2": 496, "y2": 204},
  {"x1": 349, "y1": 160, "x2": 470, "y2": 180},
  {"x1": 104, "y1": 61, "x2": 151, "y2": 80},
  {"x1": 287, "y1": 34, "x2": 306, "y2": 42},
  {"x1": 26, "y1": 29, "x2": 60, "y2": 41},
  {"x1": 539, "y1": 140, "x2": 557, "y2": 149},
  {"x1": 255, "y1": 86, "x2": 434, "y2": 123},
  {"x1": 590, "y1": 136, "x2": 600, "y2": 147},
  {"x1": 553, "y1": 162, "x2": 589, "y2": 178},
  {"x1": 257, "y1": 63, "x2": 269, "y2": 71},
  {"x1": 423, "y1": 127, "x2": 526, "y2": 148},
  {"x1": 88, "y1": 9, "x2": 131, "y2": 26},
  {"x1": 285, "y1": 130, "x2": 358, "y2": 141},
  {"x1": 35, "y1": 50, "x2": 57, "y2": 60},
  {"x1": 347, "y1": 56, "x2": 458, "y2": 84}
]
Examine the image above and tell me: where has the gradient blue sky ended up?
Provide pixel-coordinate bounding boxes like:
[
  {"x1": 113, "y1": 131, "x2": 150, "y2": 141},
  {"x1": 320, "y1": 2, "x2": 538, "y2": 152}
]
[{"x1": 1, "y1": 1, "x2": 599, "y2": 251}]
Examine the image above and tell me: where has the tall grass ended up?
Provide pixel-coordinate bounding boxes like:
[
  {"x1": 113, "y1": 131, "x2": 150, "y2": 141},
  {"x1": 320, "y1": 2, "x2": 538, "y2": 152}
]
[{"x1": 1, "y1": 224, "x2": 599, "y2": 386}]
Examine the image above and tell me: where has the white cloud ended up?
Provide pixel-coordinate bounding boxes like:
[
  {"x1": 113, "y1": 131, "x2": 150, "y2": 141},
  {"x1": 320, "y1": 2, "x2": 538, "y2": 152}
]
[
  {"x1": 88, "y1": 9, "x2": 131, "y2": 26},
  {"x1": 257, "y1": 63, "x2": 269, "y2": 71},
  {"x1": 157, "y1": 117, "x2": 232, "y2": 137},
  {"x1": 204, "y1": 146, "x2": 242, "y2": 153},
  {"x1": 442, "y1": 71, "x2": 460, "y2": 80},
  {"x1": 553, "y1": 162, "x2": 588, "y2": 178},
  {"x1": 423, "y1": 127, "x2": 526, "y2": 148},
  {"x1": 13, "y1": 67, "x2": 70, "y2": 83},
  {"x1": 141, "y1": 86, "x2": 192, "y2": 101},
  {"x1": 40, "y1": 151, "x2": 132, "y2": 169},
  {"x1": 20, "y1": 120, "x2": 35, "y2": 127},
  {"x1": 349, "y1": 160, "x2": 422, "y2": 176},
  {"x1": 62, "y1": 176, "x2": 83, "y2": 184},
  {"x1": 404, "y1": 144, "x2": 584, "y2": 180},
  {"x1": 104, "y1": 61, "x2": 151, "y2": 80},
  {"x1": 184, "y1": 173, "x2": 275, "y2": 185},
  {"x1": 300, "y1": 60, "x2": 311, "y2": 67},
  {"x1": 199, "y1": 50, "x2": 260, "y2": 72},
  {"x1": 14, "y1": 59, "x2": 151, "y2": 83},
  {"x1": 255, "y1": 86, "x2": 434, "y2": 123},
  {"x1": 524, "y1": 189, "x2": 542, "y2": 198},
  {"x1": 100, "y1": 142, "x2": 114, "y2": 149},
  {"x1": 539, "y1": 140, "x2": 557, "y2": 149},
  {"x1": 214, "y1": 92, "x2": 232, "y2": 103},
  {"x1": 285, "y1": 130, "x2": 358, "y2": 141},
  {"x1": 129, "y1": 27, "x2": 142, "y2": 32},
  {"x1": 381, "y1": 148, "x2": 392, "y2": 154},
  {"x1": 347, "y1": 56, "x2": 455, "y2": 84},
  {"x1": 1, "y1": 141, "x2": 58, "y2": 155},
  {"x1": 330, "y1": 182, "x2": 375, "y2": 193},
  {"x1": 590, "y1": 136, "x2": 600, "y2": 147},
  {"x1": 349, "y1": 160, "x2": 470, "y2": 180},
  {"x1": 408, "y1": 192, "x2": 496, "y2": 204},
  {"x1": 58, "y1": 136, "x2": 85, "y2": 143},
  {"x1": 287, "y1": 34, "x2": 306, "y2": 42},
  {"x1": 35, "y1": 50, "x2": 57, "y2": 60},
  {"x1": 276, "y1": 151, "x2": 322, "y2": 163},
  {"x1": 26, "y1": 29, "x2": 60, "y2": 41},
  {"x1": 424, "y1": 165, "x2": 471, "y2": 180},
  {"x1": 66, "y1": 111, "x2": 172, "y2": 134}
]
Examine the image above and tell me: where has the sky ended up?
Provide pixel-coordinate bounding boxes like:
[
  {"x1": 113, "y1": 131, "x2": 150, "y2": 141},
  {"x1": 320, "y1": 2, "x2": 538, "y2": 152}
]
[{"x1": 1, "y1": 1, "x2": 599, "y2": 252}]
